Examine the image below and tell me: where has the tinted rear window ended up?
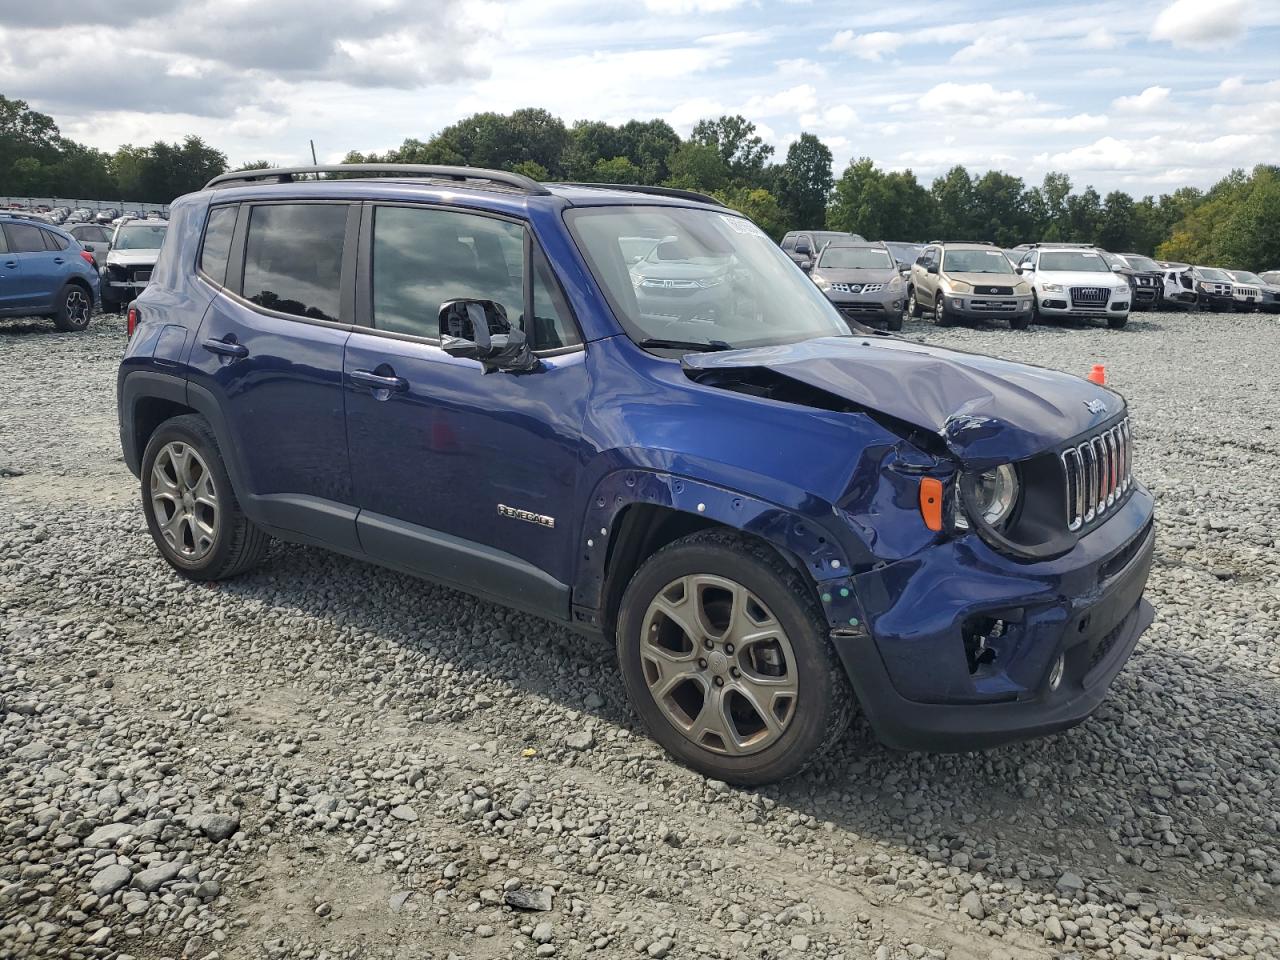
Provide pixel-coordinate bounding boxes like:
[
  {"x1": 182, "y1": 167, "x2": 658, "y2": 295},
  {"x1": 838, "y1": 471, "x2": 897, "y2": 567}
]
[
  {"x1": 242, "y1": 204, "x2": 347, "y2": 322},
  {"x1": 199, "y1": 206, "x2": 237, "y2": 286},
  {"x1": 4, "y1": 223, "x2": 48, "y2": 253}
]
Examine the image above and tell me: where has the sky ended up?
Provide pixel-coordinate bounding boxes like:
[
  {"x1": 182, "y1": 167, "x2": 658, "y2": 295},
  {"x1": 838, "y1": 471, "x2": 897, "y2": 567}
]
[{"x1": 2, "y1": 0, "x2": 1278, "y2": 194}]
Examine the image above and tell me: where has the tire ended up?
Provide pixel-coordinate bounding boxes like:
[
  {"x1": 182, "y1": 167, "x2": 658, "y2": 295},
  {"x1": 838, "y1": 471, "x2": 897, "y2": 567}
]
[
  {"x1": 934, "y1": 294, "x2": 955, "y2": 326},
  {"x1": 615, "y1": 529, "x2": 853, "y2": 785},
  {"x1": 52, "y1": 284, "x2": 92, "y2": 332},
  {"x1": 1009, "y1": 315, "x2": 1030, "y2": 330},
  {"x1": 140, "y1": 414, "x2": 270, "y2": 581},
  {"x1": 907, "y1": 288, "x2": 921, "y2": 318},
  {"x1": 886, "y1": 309, "x2": 903, "y2": 332},
  {"x1": 1107, "y1": 315, "x2": 1129, "y2": 329},
  {"x1": 1032, "y1": 294, "x2": 1045, "y2": 324}
]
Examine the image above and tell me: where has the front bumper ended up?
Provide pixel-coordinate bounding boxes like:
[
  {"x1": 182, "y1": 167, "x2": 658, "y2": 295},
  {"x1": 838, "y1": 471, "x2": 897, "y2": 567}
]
[
  {"x1": 1036, "y1": 291, "x2": 1129, "y2": 318},
  {"x1": 1197, "y1": 292, "x2": 1234, "y2": 311},
  {"x1": 834, "y1": 486, "x2": 1155, "y2": 751},
  {"x1": 824, "y1": 289, "x2": 903, "y2": 326},
  {"x1": 941, "y1": 293, "x2": 1032, "y2": 320}
]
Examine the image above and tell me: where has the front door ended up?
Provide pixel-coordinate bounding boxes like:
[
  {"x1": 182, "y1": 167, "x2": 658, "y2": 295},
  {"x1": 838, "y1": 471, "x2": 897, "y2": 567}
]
[
  {"x1": 344, "y1": 202, "x2": 589, "y2": 618},
  {"x1": 185, "y1": 200, "x2": 360, "y2": 550}
]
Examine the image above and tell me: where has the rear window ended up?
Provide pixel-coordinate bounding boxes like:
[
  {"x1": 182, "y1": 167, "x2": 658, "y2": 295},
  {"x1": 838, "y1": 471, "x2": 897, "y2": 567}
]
[
  {"x1": 199, "y1": 206, "x2": 237, "y2": 286},
  {"x1": 42, "y1": 230, "x2": 67, "y2": 252},
  {"x1": 3, "y1": 222, "x2": 48, "y2": 253},
  {"x1": 242, "y1": 204, "x2": 347, "y2": 322}
]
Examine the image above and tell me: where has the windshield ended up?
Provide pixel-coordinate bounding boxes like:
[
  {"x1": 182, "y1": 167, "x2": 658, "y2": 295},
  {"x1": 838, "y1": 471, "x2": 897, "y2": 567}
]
[
  {"x1": 1120, "y1": 254, "x2": 1161, "y2": 272},
  {"x1": 943, "y1": 249, "x2": 1015, "y2": 274},
  {"x1": 1039, "y1": 250, "x2": 1110, "y2": 273},
  {"x1": 1198, "y1": 267, "x2": 1231, "y2": 281},
  {"x1": 1231, "y1": 271, "x2": 1263, "y2": 284},
  {"x1": 113, "y1": 223, "x2": 167, "y2": 251},
  {"x1": 567, "y1": 206, "x2": 849, "y2": 350},
  {"x1": 818, "y1": 246, "x2": 893, "y2": 269}
]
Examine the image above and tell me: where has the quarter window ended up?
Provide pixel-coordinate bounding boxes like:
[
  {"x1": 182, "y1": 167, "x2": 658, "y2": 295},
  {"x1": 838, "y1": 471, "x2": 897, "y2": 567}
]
[
  {"x1": 371, "y1": 206, "x2": 525, "y2": 340},
  {"x1": 242, "y1": 204, "x2": 347, "y2": 322},
  {"x1": 42, "y1": 230, "x2": 66, "y2": 251},
  {"x1": 199, "y1": 206, "x2": 238, "y2": 287}
]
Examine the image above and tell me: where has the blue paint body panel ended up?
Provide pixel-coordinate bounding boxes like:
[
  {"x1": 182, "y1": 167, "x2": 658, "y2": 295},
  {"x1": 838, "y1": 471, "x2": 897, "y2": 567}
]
[{"x1": 115, "y1": 176, "x2": 1156, "y2": 752}]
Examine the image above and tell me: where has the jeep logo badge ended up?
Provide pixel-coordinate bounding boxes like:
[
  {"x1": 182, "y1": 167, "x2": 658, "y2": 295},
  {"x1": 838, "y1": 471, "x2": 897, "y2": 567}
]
[{"x1": 1085, "y1": 399, "x2": 1108, "y2": 415}]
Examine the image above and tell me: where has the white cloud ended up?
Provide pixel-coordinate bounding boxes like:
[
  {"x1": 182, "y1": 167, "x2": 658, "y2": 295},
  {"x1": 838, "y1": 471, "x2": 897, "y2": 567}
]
[
  {"x1": 1112, "y1": 86, "x2": 1171, "y2": 113},
  {"x1": 823, "y1": 30, "x2": 905, "y2": 61},
  {"x1": 644, "y1": 0, "x2": 744, "y2": 11},
  {"x1": 950, "y1": 35, "x2": 1032, "y2": 65},
  {"x1": 1152, "y1": 0, "x2": 1251, "y2": 49},
  {"x1": 1081, "y1": 27, "x2": 1120, "y2": 49},
  {"x1": 1016, "y1": 113, "x2": 1111, "y2": 133},
  {"x1": 741, "y1": 84, "x2": 818, "y2": 117},
  {"x1": 917, "y1": 82, "x2": 1038, "y2": 117}
]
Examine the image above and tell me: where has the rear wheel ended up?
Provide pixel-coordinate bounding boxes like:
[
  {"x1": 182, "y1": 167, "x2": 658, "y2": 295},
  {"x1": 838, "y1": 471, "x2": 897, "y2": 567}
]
[
  {"x1": 141, "y1": 415, "x2": 270, "y2": 581},
  {"x1": 616, "y1": 530, "x2": 852, "y2": 785},
  {"x1": 53, "y1": 285, "x2": 92, "y2": 332}
]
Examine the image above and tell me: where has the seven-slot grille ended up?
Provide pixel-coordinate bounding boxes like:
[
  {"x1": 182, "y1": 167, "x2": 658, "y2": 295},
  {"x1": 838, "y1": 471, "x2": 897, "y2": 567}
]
[
  {"x1": 1070, "y1": 286, "x2": 1110, "y2": 306},
  {"x1": 1061, "y1": 418, "x2": 1132, "y2": 531},
  {"x1": 1234, "y1": 286, "x2": 1259, "y2": 299}
]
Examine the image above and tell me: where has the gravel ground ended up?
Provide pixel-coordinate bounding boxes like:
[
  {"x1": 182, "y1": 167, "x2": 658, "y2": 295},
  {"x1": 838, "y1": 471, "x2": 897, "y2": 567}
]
[{"x1": 1, "y1": 309, "x2": 1277, "y2": 960}]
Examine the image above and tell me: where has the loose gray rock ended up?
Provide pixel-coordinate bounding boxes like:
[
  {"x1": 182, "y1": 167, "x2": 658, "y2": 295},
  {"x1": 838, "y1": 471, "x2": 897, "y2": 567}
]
[
  {"x1": 89, "y1": 865, "x2": 132, "y2": 896},
  {"x1": 196, "y1": 813, "x2": 240, "y2": 842},
  {"x1": 504, "y1": 887, "x2": 553, "y2": 911},
  {"x1": 132, "y1": 862, "x2": 180, "y2": 893}
]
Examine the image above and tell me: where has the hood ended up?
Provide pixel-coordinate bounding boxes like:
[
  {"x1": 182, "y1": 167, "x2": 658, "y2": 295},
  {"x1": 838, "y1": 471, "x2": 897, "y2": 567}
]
[
  {"x1": 813, "y1": 266, "x2": 898, "y2": 283},
  {"x1": 1033, "y1": 269, "x2": 1125, "y2": 287},
  {"x1": 943, "y1": 271, "x2": 1027, "y2": 290},
  {"x1": 632, "y1": 259, "x2": 728, "y2": 281},
  {"x1": 106, "y1": 249, "x2": 160, "y2": 267},
  {"x1": 683, "y1": 336, "x2": 1120, "y2": 465}
]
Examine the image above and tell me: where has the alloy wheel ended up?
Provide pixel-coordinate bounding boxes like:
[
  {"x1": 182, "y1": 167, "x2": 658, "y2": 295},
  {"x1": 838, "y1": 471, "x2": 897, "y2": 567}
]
[
  {"x1": 150, "y1": 442, "x2": 218, "y2": 561},
  {"x1": 639, "y1": 574, "x2": 798, "y2": 756},
  {"x1": 65, "y1": 289, "x2": 89, "y2": 326}
]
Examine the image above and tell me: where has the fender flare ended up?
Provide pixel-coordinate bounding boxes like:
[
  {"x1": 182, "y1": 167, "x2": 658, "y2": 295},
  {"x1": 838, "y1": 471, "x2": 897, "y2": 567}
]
[{"x1": 572, "y1": 468, "x2": 866, "y2": 632}]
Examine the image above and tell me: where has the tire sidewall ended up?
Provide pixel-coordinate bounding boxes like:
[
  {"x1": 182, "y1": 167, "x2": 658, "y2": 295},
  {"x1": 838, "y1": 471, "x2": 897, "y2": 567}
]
[
  {"x1": 56, "y1": 285, "x2": 91, "y2": 331},
  {"x1": 140, "y1": 417, "x2": 240, "y2": 579},
  {"x1": 616, "y1": 539, "x2": 840, "y2": 784}
]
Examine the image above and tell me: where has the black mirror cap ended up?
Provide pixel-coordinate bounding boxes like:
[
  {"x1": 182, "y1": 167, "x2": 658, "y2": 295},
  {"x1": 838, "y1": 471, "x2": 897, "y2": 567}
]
[
  {"x1": 438, "y1": 298, "x2": 540, "y2": 374},
  {"x1": 927, "y1": 264, "x2": 939, "y2": 275}
]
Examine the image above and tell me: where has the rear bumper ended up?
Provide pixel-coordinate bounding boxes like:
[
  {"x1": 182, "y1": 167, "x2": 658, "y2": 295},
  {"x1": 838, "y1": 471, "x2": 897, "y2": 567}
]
[{"x1": 834, "y1": 490, "x2": 1155, "y2": 752}]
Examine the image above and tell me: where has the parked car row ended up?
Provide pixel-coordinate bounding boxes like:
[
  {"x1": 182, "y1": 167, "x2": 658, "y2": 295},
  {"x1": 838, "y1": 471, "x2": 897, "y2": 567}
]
[{"x1": 1155, "y1": 262, "x2": 1280, "y2": 314}]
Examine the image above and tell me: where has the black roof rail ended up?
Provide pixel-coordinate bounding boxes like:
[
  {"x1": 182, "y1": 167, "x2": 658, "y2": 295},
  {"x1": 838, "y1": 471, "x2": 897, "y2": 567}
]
[
  {"x1": 203, "y1": 164, "x2": 551, "y2": 195},
  {"x1": 551, "y1": 182, "x2": 726, "y2": 207}
]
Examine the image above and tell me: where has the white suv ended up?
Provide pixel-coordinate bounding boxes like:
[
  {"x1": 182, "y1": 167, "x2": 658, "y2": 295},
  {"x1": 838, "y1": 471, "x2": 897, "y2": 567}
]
[{"x1": 1015, "y1": 245, "x2": 1131, "y2": 329}]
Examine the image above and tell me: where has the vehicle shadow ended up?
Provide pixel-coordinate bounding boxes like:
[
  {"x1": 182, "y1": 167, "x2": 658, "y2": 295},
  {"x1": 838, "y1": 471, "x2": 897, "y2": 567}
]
[
  {"x1": 207, "y1": 538, "x2": 1276, "y2": 923},
  {"x1": 0, "y1": 318, "x2": 59, "y2": 335}
]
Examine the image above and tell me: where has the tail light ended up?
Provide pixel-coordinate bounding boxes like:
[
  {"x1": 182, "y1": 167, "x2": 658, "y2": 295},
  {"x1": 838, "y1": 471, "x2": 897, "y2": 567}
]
[
  {"x1": 79, "y1": 250, "x2": 95, "y2": 266},
  {"x1": 126, "y1": 306, "x2": 138, "y2": 338}
]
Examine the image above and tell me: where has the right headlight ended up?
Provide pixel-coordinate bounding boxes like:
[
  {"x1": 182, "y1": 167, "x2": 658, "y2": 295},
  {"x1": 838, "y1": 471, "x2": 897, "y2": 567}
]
[
  {"x1": 1041, "y1": 282, "x2": 1064, "y2": 293},
  {"x1": 943, "y1": 279, "x2": 972, "y2": 294},
  {"x1": 955, "y1": 463, "x2": 1020, "y2": 531}
]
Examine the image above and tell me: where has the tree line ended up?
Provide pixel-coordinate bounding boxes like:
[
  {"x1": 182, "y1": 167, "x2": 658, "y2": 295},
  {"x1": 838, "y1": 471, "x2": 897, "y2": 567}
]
[{"x1": 3, "y1": 95, "x2": 1276, "y2": 270}]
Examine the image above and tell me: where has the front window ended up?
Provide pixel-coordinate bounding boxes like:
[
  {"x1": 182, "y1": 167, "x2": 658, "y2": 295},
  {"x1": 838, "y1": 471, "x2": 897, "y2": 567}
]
[
  {"x1": 113, "y1": 223, "x2": 168, "y2": 251},
  {"x1": 1039, "y1": 250, "x2": 1111, "y2": 273},
  {"x1": 817, "y1": 246, "x2": 893, "y2": 269},
  {"x1": 941, "y1": 249, "x2": 1015, "y2": 274},
  {"x1": 1120, "y1": 254, "x2": 1161, "y2": 272},
  {"x1": 567, "y1": 206, "x2": 848, "y2": 350},
  {"x1": 1230, "y1": 270, "x2": 1263, "y2": 284},
  {"x1": 1198, "y1": 267, "x2": 1231, "y2": 282}
]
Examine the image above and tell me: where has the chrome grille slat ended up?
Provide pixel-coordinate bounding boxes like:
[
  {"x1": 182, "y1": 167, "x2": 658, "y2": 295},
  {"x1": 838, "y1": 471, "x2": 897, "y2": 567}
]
[{"x1": 1061, "y1": 417, "x2": 1133, "y2": 531}]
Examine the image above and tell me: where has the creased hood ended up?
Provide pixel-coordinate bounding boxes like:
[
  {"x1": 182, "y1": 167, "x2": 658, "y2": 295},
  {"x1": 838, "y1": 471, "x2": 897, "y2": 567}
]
[
  {"x1": 105, "y1": 250, "x2": 160, "y2": 267},
  {"x1": 683, "y1": 336, "x2": 1121, "y2": 465}
]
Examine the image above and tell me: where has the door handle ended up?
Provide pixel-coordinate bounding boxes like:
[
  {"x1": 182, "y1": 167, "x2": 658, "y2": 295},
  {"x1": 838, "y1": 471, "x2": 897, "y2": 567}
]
[
  {"x1": 202, "y1": 337, "x2": 249, "y2": 359},
  {"x1": 53, "y1": 257, "x2": 65, "y2": 264},
  {"x1": 350, "y1": 369, "x2": 408, "y2": 393},
  {"x1": 3, "y1": 261, "x2": 16, "y2": 269}
]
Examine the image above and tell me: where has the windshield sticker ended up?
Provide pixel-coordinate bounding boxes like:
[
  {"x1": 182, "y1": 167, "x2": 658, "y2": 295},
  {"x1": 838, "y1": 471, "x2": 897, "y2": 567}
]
[
  {"x1": 1081, "y1": 252, "x2": 1100, "y2": 258},
  {"x1": 720, "y1": 215, "x2": 768, "y2": 238},
  {"x1": 985, "y1": 251, "x2": 1003, "y2": 256}
]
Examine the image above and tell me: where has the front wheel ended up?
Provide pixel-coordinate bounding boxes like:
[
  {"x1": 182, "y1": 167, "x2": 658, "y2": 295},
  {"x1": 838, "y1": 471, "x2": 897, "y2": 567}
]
[
  {"x1": 1009, "y1": 315, "x2": 1031, "y2": 330},
  {"x1": 907, "y1": 288, "x2": 921, "y2": 318},
  {"x1": 616, "y1": 530, "x2": 853, "y2": 785},
  {"x1": 934, "y1": 295, "x2": 955, "y2": 326},
  {"x1": 1107, "y1": 315, "x2": 1129, "y2": 329},
  {"x1": 141, "y1": 415, "x2": 270, "y2": 581},
  {"x1": 53, "y1": 285, "x2": 92, "y2": 332}
]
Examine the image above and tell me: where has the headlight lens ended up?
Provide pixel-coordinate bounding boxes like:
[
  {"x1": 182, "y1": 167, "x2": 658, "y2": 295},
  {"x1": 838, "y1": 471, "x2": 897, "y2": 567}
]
[
  {"x1": 697, "y1": 274, "x2": 726, "y2": 288},
  {"x1": 1041, "y1": 283, "x2": 1064, "y2": 293},
  {"x1": 1014, "y1": 281, "x2": 1031, "y2": 294},
  {"x1": 944, "y1": 279, "x2": 972, "y2": 294},
  {"x1": 959, "y1": 464, "x2": 1020, "y2": 531}
]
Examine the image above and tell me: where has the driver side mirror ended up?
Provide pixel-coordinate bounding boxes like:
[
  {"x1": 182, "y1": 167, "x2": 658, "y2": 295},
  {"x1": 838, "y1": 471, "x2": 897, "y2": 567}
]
[
  {"x1": 926, "y1": 264, "x2": 938, "y2": 275},
  {"x1": 799, "y1": 259, "x2": 812, "y2": 272},
  {"x1": 439, "y1": 299, "x2": 539, "y2": 374}
]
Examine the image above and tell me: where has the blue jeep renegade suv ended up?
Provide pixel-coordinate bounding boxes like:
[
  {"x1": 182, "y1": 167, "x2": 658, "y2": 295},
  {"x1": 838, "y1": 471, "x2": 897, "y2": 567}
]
[{"x1": 117, "y1": 165, "x2": 1155, "y2": 784}]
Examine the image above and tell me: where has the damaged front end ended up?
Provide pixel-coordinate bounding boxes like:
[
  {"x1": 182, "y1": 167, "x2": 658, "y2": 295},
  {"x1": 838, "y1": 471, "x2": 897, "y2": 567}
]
[{"x1": 681, "y1": 335, "x2": 1156, "y2": 750}]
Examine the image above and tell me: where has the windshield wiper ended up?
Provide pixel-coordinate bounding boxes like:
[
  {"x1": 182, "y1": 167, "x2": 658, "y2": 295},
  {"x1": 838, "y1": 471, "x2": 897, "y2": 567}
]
[{"x1": 636, "y1": 337, "x2": 736, "y2": 353}]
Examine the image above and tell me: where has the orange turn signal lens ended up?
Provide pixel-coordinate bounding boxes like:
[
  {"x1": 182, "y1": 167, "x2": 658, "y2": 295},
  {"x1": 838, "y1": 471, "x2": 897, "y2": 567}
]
[{"x1": 919, "y1": 477, "x2": 944, "y2": 532}]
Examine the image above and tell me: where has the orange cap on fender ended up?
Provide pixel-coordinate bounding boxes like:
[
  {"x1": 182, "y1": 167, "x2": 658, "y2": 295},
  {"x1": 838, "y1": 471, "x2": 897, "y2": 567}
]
[
  {"x1": 919, "y1": 478, "x2": 944, "y2": 532},
  {"x1": 1087, "y1": 364, "x2": 1106, "y2": 385}
]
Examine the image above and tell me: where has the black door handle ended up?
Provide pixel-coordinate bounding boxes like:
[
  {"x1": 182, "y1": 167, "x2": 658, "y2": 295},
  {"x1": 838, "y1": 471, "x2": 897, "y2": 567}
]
[
  {"x1": 350, "y1": 369, "x2": 408, "y2": 393},
  {"x1": 53, "y1": 257, "x2": 65, "y2": 264},
  {"x1": 202, "y1": 337, "x2": 249, "y2": 359},
  {"x1": 3, "y1": 261, "x2": 16, "y2": 269}
]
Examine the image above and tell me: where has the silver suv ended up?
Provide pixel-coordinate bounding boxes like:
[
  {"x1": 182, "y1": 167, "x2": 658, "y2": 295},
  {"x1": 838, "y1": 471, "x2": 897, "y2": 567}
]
[{"x1": 808, "y1": 242, "x2": 906, "y2": 330}]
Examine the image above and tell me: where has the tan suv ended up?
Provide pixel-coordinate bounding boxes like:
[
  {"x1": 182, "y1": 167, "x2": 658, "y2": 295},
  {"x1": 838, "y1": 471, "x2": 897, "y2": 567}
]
[{"x1": 908, "y1": 241, "x2": 1034, "y2": 329}]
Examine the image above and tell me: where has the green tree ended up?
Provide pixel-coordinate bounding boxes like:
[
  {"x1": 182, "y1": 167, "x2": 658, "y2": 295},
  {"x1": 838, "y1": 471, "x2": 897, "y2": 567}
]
[
  {"x1": 775, "y1": 133, "x2": 833, "y2": 229},
  {"x1": 828, "y1": 158, "x2": 933, "y2": 240},
  {"x1": 665, "y1": 142, "x2": 729, "y2": 193},
  {"x1": 1065, "y1": 186, "x2": 1103, "y2": 243},
  {"x1": 930, "y1": 165, "x2": 975, "y2": 240},
  {"x1": 1097, "y1": 191, "x2": 1136, "y2": 252},
  {"x1": 591, "y1": 156, "x2": 641, "y2": 183},
  {"x1": 690, "y1": 115, "x2": 773, "y2": 183},
  {"x1": 715, "y1": 186, "x2": 786, "y2": 239},
  {"x1": 970, "y1": 171, "x2": 1030, "y2": 247}
]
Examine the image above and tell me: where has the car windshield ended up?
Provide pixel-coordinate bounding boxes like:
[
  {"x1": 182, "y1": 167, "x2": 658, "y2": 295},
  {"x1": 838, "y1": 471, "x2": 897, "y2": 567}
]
[
  {"x1": 818, "y1": 246, "x2": 893, "y2": 269},
  {"x1": 943, "y1": 249, "x2": 1015, "y2": 274},
  {"x1": 567, "y1": 206, "x2": 849, "y2": 350},
  {"x1": 1039, "y1": 250, "x2": 1110, "y2": 273},
  {"x1": 113, "y1": 223, "x2": 167, "y2": 251},
  {"x1": 1198, "y1": 267, "x2": 1231, "y2": 281},
  {"x1": 1121, "y1": 254, "x2": 1161, "y2": 272},
  {"x1": 1231, "y1": 270, "x2": 1263, "y2": 284}
]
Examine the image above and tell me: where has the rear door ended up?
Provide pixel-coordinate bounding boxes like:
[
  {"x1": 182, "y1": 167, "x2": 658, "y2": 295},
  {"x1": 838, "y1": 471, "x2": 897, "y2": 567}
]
[
  {"x1": 185, "y1": 200, "x2": 361, "y2": 550},
  {"x1": 343, "y1": 202, "x2": 589, "y2": 618},
  {"x1": 0, "y1": 226, "x2": 18, "y2": 310},
  {"x1": 1, "y1": 222, "x2": 63, "y2": 310}
]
